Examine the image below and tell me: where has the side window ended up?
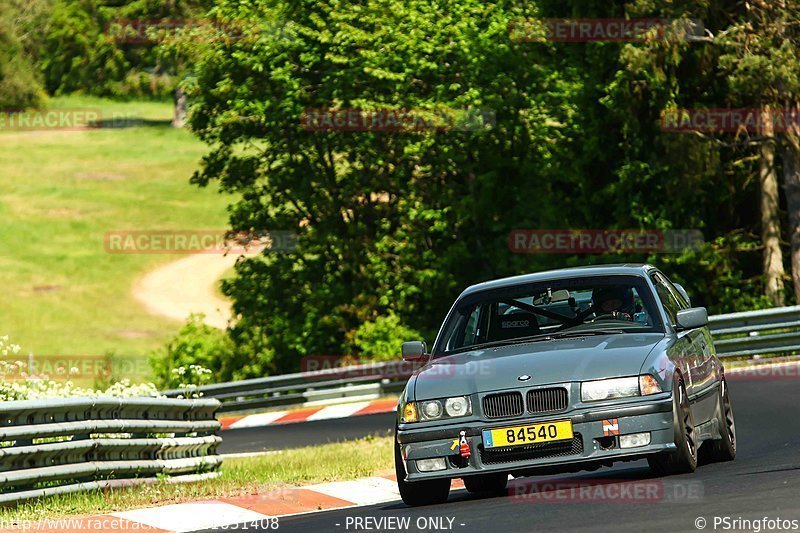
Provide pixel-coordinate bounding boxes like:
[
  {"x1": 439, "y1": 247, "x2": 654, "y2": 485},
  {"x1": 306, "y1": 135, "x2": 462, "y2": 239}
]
[
  {"x1": 664, "y1": 278, "x2": 690, "y2": 309},
  {"x1": 463, "y1": 306, "x2": 481, "y2": 346},
  {"x1": 454, "y1": 303, "x2": 489, "y2": 349},
  {"x1": 651, "y1": 273, "x2": 682, "y2": 326}
]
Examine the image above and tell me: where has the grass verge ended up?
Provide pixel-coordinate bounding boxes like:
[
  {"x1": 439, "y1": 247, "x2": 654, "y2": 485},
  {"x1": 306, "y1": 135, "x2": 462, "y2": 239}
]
[
  {"x1": 0, "y1": 435, "x2": 393, "y2": 521},
  {"x1": 0, "y1": 95, "x2": 230, "y2": 378}
]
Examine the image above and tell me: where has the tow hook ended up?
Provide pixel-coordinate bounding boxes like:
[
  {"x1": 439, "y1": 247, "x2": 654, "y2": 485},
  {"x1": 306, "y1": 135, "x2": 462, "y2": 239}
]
[{"x1": 459, "y1": 430, "x2": 471, "y2": 459}]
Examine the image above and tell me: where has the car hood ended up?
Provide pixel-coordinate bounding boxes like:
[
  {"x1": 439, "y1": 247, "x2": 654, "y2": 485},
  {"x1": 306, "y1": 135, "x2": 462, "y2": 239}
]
[{"x1": 412, "y1": 333, "x2": 664, "y2": 399}]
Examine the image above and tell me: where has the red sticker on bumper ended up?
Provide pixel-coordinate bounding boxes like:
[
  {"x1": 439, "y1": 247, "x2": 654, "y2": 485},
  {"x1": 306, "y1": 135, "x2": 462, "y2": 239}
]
[{"x1": 602, "y1": 418, "x2": 620, "y2": 436}]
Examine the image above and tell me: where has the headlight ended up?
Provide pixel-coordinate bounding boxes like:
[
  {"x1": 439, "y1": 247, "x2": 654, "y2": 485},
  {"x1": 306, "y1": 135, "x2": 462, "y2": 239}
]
[
  {"x1": 581, "y1": 375, "x2": 664, "y2": 402},
  {"x1": 581, "y1": 376, "x2": 640, "y2": 402},
  {"x1": 445, "y1": 396, "x2": 470, "y2": 417},
  {"x1": 405, "y1": 396, "x2": 472, "y2": 422},
  {"x1": 421, "y1": 400, "x2": 443, "y2": 419}
]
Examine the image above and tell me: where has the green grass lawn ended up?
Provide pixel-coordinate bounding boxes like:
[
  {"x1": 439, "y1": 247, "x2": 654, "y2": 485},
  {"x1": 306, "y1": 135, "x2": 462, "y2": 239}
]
[
  {"x1": 0, "y1": 436, "x2": 394, "y2": 521},
  {"x1": 0, "y1": 95, "x2": 231, "y2": 380}
]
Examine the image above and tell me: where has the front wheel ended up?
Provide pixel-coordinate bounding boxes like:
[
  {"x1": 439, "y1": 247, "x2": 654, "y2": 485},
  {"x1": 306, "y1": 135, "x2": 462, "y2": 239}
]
[
  {"x1": 395, "y1": 437, "x2": 450, "y2": 506},
  {"x1": 648, "y1": 377, "x2": 697, "y2": 475}
]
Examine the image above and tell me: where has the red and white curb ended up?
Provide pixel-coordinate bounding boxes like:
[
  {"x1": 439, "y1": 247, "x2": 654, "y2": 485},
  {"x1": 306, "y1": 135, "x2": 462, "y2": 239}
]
[{"x1": 219, "y1": 399, "x2": 398, "y2": 430}]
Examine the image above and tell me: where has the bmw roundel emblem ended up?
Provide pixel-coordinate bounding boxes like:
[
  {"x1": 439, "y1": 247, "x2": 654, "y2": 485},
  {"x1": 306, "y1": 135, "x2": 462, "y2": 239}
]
[{"x1": 518, "y1": 374, "x2": 531, "y2": 381}]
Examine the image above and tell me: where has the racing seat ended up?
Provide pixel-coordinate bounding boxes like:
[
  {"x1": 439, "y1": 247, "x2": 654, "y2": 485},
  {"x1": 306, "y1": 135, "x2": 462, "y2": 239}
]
[{"x1": 493, "y1": 311, "x2": 541, "y2": 341}]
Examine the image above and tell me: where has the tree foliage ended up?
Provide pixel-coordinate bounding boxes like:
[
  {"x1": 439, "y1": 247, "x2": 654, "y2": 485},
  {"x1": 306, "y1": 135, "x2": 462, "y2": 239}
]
[
  {"x1": 4, "y1": 0, "x2": 800, "y2": 377},
  {"x1": 0, "y1": 0, "x2": 48, "y2": 108}
]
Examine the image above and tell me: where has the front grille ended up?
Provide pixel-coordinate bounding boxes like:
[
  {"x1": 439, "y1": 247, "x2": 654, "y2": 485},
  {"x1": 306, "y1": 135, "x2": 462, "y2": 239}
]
[
  {"x1": 526, "y1": 387, "x2": 568, "y2": 414},
  {"x1": 480, "y1": 433, "x2": 583, "y2": 465},
  {"x1": 482, "y1": 392, "x2": 524, "y2": 419}
]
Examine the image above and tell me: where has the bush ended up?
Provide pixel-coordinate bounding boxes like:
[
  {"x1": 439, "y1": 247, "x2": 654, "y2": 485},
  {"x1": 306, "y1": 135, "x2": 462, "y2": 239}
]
[
  {"x1": 0, "y1": 2, "x2": 46, "y2": 109},
  {"x1": 149, "y1": 314, "x2": 235, "y2": 389},
  {"x1": 351, "y1": 313, "x2": 423, "y2": 362}
]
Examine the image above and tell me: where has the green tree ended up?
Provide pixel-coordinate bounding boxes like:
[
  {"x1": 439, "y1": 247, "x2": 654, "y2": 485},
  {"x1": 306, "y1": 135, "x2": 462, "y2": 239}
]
[
  {"x1": 0, "y1": 0, "x2": 47, "y2": 108},
  {"x1": 187, "y1": 0, "x2": 580, "y2": 374},
  {"x1": 716, "y1": 0, "x2": 800, "y2": 304},
  {"x1": 187, "y1": 0, "x2": 794, "y2": 378},
  {"x1": 590, "y1": 0, "x2": 789, "y2": 308},
  {"x1": 39, "y1": 0, "x2": 213, "y2": 99}
]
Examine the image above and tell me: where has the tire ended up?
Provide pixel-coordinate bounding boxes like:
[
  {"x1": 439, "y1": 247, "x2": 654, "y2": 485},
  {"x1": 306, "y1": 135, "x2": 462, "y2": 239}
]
[
  {"x1": 648, "y1": 377, "x2": 698, "y2": 475},
  {"x1": 395, "y1": 437, "x2": 450, "y2": 506},
  {"x1": 463, "y1": 473, "x2": 508, "y2": 495},
  {"x1": 704, "y1": 378, "x2": 736, "y2": 462}
]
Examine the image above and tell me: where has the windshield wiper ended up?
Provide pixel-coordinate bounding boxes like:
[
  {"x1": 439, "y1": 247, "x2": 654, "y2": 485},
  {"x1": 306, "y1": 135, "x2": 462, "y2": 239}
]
[{"x1": 551, "y1": 329, "x2": 626, "y2": 339}]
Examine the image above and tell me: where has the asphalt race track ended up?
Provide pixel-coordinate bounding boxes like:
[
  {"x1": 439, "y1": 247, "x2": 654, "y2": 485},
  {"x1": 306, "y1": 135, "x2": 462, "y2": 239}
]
[
  {"x1": 218, "y1": 412, "x2": 396, "y2": 453},
  {"x1": 209, "y1": 376, "x2": 800, "y2": 533}
]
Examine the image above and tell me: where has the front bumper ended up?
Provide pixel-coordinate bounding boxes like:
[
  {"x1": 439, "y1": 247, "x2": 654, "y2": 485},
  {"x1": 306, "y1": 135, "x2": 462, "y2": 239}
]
[{"x1": 397, "y1": 394, "x2": 675, "y2": 482}]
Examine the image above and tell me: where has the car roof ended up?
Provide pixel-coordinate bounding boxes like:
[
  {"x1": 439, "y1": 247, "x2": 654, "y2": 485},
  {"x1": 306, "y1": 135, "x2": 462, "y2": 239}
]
[{"x1": 460, "y1": 264, "x2": 656, "y2": 298}]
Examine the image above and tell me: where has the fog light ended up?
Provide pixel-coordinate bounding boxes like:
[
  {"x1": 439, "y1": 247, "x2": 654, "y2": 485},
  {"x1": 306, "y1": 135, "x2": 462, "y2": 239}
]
[
  {"x1": 619, "y1": 432, "x2": 651, "y2": 449},
  {"x1": 416, "y1": 458, "x2": 447, "y2": 472}
]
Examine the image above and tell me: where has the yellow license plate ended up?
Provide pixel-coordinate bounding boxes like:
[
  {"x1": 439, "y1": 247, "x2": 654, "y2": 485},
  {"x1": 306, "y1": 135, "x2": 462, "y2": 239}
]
[{"x1": 482, "y1": 420, "x2": 573, "y2": 448}]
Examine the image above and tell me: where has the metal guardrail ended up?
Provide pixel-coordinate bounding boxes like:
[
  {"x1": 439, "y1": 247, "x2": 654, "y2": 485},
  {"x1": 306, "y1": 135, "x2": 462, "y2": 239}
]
[
  {"x1": 162, "y1": 361, "x2": 414, "y2": 413},
  {"x1": 165, "y1": 306, "x2": 800, "y2": 414},
  {"x1": 0, "y1": 397, "x2": 222, "y2": 504},
  {"x1": 709, "y1": 305, "x2": 800, "y2": 359}
]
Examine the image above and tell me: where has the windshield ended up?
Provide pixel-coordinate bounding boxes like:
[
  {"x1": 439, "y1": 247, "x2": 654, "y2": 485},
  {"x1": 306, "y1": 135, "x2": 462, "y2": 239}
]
[{"x1": 436, "y1": 274, "x2": 663, "y2": 354}]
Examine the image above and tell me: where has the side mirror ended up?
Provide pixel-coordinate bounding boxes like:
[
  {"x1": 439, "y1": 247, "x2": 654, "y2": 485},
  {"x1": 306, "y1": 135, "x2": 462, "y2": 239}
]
[
  {"x1": 402, "y1": 341, "x2": 428, "y2": 361},
  {"x1": 673, "y1": 283, "x2": 691, "y2": 306},
  {"x1": 676, "y1": 307, "x2": 708, "y2": 330}
]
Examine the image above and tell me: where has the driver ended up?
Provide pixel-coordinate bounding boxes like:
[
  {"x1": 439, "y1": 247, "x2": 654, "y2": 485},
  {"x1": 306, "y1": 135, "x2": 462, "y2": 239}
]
[{"x1": 592, "y1": 286, "x2": 636, "y2": 321}]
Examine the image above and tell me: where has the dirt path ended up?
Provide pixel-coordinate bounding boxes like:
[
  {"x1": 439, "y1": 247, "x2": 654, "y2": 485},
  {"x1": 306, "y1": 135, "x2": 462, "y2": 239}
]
[{"x1": 133, "y1": 253, "x2": 245, "y2": 329}]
